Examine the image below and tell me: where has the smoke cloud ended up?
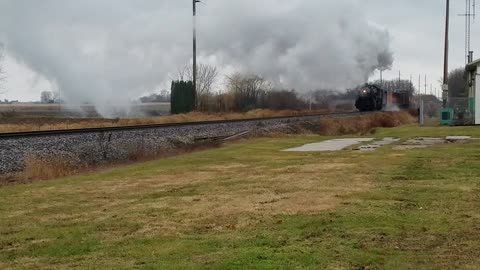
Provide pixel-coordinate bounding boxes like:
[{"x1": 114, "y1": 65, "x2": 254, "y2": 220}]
[{"x1": 0, "y1": 0, "x2": 393, "y2": 115}]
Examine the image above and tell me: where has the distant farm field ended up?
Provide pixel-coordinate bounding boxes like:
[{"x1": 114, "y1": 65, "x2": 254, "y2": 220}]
[
  {"x1": 0, "y1": 103, "x2": 171, "y2": 119},
  {"x1": 1, "y1": 125, "x2": 479, "y2": 269}
]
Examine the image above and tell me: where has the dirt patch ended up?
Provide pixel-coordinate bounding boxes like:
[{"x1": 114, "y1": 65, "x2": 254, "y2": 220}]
[{"x1": 394, "y1": 137, "x2": 473, "y2": 150}]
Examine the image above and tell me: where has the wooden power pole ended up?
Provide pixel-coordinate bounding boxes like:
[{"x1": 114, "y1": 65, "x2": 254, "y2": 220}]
[
  {"x1": 193, "y1": 0, "x2": 201, "y2": 109},
  {"x1": 443, "y1": 0, "x2": 450, "y2": 107}
]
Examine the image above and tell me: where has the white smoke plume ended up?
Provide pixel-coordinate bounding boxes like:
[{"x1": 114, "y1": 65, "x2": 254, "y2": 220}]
[{"x1": 0, "y1": 0, "x2": 393, "y2": 116}]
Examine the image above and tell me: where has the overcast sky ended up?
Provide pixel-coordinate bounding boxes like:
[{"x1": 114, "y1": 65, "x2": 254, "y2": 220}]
[
  {"x1": 0, "y1": 0, "x2": 477, "y2": 102},
  {"x1": 366, "y1": 0, "x2": 475, "y2": 95}
]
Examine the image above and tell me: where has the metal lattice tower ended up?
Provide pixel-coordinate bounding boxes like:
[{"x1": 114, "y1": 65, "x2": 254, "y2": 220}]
[{"x1": 460, "y1": 0, "x2": 476, "y2": 64}]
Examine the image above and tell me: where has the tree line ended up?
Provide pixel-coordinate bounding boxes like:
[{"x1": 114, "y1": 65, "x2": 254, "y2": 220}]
[{"x1": 166, "y1": 64, "x2": 441, "y2": 113}]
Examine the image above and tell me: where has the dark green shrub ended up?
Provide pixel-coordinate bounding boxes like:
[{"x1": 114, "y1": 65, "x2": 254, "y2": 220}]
[{"x1": 171, "y1": 81, "x2": 195, "y2": 114}]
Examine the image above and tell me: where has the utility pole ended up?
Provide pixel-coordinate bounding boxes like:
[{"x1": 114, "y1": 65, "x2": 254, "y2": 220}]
[
  {"x1": 398, "y1": 71, "x2": 401, "y2": 85},
  {"x1": 193, "y1": 0, "x2": 201, "y2": 109},
  {"x1": 425, "y1": 74, "x2": 427, "y2": 95},
  {"x1": 418, "y1": 75, "x2": 421, "y2": 95},
  {"x1": 443, "y1": 0, "x2": 450, "y2": 107},
  {"x1": 410, "y1": 75, "x2": 413, "y2": 93}
]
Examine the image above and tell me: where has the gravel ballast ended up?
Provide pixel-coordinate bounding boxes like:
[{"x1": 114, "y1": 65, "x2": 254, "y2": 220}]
[{"x1": 0, "y1": 115, "x2": 329, "y2": 175}]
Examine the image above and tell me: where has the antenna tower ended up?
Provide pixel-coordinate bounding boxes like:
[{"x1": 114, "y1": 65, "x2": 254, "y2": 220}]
[{"x1": 460, "y1": 0, "x2": 476, "y2": 63}]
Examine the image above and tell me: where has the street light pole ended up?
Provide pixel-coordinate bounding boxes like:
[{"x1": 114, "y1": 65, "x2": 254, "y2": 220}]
[
  {"x1": 443, "y1": 0, "x2": 450, "y2": 108},
  {"x1": 193, "y1": 0, "x2": 200, "y2": 110}
]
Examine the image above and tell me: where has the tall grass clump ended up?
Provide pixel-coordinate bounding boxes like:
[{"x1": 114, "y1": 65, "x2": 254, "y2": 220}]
[
  {"x1": 22, "y1": 155, "x2": 85, "y2": 181},
  {"x1": 317, "y1": 112, "x2": 415, "y2": 136}
]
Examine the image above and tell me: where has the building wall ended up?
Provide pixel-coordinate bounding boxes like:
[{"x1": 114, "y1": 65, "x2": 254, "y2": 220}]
[{"x1": 476, "y1": 73, "x2": 480, "y2": 125}]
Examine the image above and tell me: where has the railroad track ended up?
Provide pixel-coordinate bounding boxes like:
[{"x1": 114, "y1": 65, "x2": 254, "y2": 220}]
[
  {"x1": 0, "y1": 111, "x2": 372, "y2": 139},
  {"x1": 0, "y1": 110, "x2": 384, "y2": 174}
]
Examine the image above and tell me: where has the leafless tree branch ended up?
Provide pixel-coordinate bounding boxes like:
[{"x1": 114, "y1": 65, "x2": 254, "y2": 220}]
[
  {"x1": 225, "y1": 73, "x2": 272, "y2": 110},
  {"x1": 177, "y1": 63, "x2": 219, "y2": 110}
]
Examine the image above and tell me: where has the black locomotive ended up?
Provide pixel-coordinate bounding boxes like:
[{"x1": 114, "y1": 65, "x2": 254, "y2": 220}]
[
  {"x1": 355, "y1": 84, "x2": 385, "y2": 112},
  {"x1": 355, "y1": 83, "x2": 412, "y2": 112}
]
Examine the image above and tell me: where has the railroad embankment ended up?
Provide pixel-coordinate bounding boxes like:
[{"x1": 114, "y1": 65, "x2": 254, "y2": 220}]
[{"x1": 0, "y1": 112, "x2": 414, "y2": 183}]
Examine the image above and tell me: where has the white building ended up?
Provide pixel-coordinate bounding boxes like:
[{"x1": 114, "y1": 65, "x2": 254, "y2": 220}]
[{"x1": 466, "y1": 59, "x2": 480, "y2": 125}]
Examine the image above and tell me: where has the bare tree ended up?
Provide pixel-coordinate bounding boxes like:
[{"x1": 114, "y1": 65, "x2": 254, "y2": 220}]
[
  {"x1": 39, "y1": 91, "x2": 61, "y2": 103},
  {"x1": 447, "y1": 68, "x2": 467, "y2": 97},
  {"x1": 40, "y1": 91, "x2": 53, "y2": 103},
  {"x1": 177, "y1": 63, "x2": 219, "y2": 110},
  {"x1": 226, "y1": 73, "x2": 272, "y2": 111},
  {"x1": 52, "y1": 91, "x2": 61, "y2": 103},
  {"x1": 313, "y1": 89, "x2": 337, "y2": 109},
  {"x1": 264, "y1": 90, "x2": 306, "y2": 110}
]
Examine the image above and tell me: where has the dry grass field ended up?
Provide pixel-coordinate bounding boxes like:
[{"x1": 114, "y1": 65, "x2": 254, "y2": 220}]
[
  {"x1": 1, "y1": 123, "x2": 479, "y2": 269},
  {"x1": 0, "y1": 108, "x2": 328, "y2": 133},
  {"x1": 0, "y1": 103, "x2": 170, "y2": 121}
]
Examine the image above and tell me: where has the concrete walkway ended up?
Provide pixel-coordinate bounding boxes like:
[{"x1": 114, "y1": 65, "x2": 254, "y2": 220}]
[{"x1": 284, "y1": 138, "x2": 374, "y2": 152}]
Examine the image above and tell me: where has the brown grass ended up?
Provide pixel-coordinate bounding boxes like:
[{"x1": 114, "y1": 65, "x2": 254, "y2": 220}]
[
  {"x1": 21, "y1": 154, "x2": 86, "y2": 181},
  {"x1": 0, "y1": 109, "x2": 330, "y2": 133},
  {"x1": 316, "y1": 112, "x2": 415, "y2": 136},
  {"x1": 162, "y1": 162, "x2": 373, "y2": 232}
]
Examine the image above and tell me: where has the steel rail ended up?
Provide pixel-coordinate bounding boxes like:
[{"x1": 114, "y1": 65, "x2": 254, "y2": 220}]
[{"x1": 0, "y1": 111, "x2": 372, "y2": 139}]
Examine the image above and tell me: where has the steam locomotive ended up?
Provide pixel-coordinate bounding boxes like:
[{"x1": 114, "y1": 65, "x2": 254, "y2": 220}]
[{"x1": 355, "y1": 84, "x2": 411, "y2": 112}]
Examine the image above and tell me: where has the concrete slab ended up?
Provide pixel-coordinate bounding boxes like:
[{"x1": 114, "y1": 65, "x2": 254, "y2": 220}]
[
  {"x1": 392, "y1": 137, "x2": 469, "y2": 150},
  {"x1": 446, "y1": 136, "x2": 472, "y2": 141},
  {"x1": 356, "y1": 137, "x2": 400, "y2": 152},
  {"x1": 284, "y1": 138, "x2": 374, "y2": 152}
]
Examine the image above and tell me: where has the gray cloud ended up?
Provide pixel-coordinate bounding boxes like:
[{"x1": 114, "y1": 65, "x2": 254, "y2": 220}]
[{"x1": 0, "y1": 0, "x2": 393, "y2": 115}]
